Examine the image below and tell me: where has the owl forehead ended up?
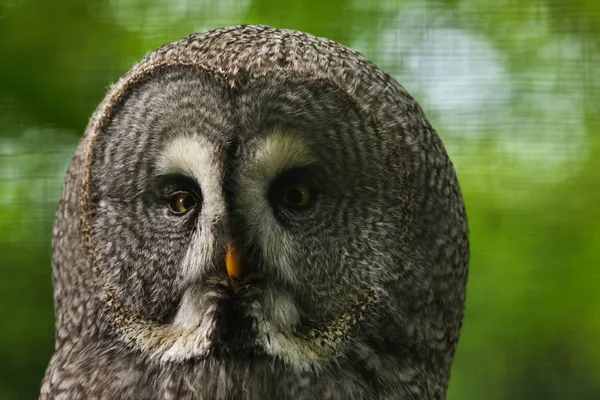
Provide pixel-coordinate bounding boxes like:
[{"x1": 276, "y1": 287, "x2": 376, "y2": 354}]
[{"x1": 103, "y1": 67, "x2": 369, "y2": 162}]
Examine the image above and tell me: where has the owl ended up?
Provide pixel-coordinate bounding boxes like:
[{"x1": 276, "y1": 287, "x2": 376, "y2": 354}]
[{"x1": 41, "y1": 25, "x2": 469, "y2": 399}]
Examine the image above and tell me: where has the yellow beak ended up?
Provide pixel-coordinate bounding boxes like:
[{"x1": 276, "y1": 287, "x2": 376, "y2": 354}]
[{"x1": 225, "y1": 242, "x2": 242, "y2": 293}]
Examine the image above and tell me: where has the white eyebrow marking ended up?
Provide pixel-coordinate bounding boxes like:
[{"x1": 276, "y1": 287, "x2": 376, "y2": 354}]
[
  {"x1": 253, "y1": 129, "x2": 317, "y2": 180},
  {"x1": 156, "y1": 135, "x2": 219, "y2": 183}
]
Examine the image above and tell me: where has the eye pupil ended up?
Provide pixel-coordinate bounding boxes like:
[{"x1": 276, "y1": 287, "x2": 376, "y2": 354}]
[
  {"x1": 180, "y1": 195, "x2": 195, "y2": 209},
  {"x1": 283, "y1": 185, "x2": 311, "y2": 207},
  {"x1": 286, "y1": 187, "x2": 303, "y2": 204},
  {"x1": 169, "y1": 192, "x2": 196, "y2": 214}
]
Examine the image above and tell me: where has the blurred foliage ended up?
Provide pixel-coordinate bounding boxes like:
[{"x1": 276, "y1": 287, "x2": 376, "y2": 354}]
[{"x1": 1, "y1": 0, "x2": 599, "y2": 399}]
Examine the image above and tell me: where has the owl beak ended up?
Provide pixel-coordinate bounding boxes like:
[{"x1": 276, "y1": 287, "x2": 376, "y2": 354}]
[{"x1": 225, "y1": 242, "x2": 242, "y2": 293}]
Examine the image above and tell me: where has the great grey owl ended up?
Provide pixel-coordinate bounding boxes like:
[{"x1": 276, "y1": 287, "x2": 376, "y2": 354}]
[{"x1": 41, "y1": 25, "x2": 469, "y2": 399}]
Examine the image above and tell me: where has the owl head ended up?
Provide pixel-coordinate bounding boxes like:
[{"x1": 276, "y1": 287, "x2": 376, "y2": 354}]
[{"x1": 47, "y1": 25, "x2": 468, "y2": 398}]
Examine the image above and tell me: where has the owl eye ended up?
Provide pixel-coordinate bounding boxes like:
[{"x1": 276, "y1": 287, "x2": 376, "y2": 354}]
[
  {"x1": 268, "y1": 167, "x2": 320, "y2": 216},
  {"x1": 168, "y1": 191, "x2": 197, "y2": 214},
  {"x1": 282, "y1": 184, "x2": 312, "y2": 208}
]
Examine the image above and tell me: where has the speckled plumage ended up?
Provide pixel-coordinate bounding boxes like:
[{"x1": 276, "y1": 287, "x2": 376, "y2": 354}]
[{"x1": 41, "y1": 25, "x2": 469, "y2": 399}]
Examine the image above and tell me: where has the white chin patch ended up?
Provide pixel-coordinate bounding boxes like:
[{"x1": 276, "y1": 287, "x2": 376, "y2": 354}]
[{"x1": 262, "y1": 285, "x2": 300, "y2": 329}]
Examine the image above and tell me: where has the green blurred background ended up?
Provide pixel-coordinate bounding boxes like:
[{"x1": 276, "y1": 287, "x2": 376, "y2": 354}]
[{"x1": 1, "y1": 0, "x2": 599, "y2": 398}]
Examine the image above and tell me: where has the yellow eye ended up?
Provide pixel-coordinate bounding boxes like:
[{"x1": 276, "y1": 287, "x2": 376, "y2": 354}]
[
  {"x1": 168, "y1": 191, "x2": 196, "y2": 214},
  {"x1": 282, "y1": 185, "x2": 312, "y2": 208}
]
